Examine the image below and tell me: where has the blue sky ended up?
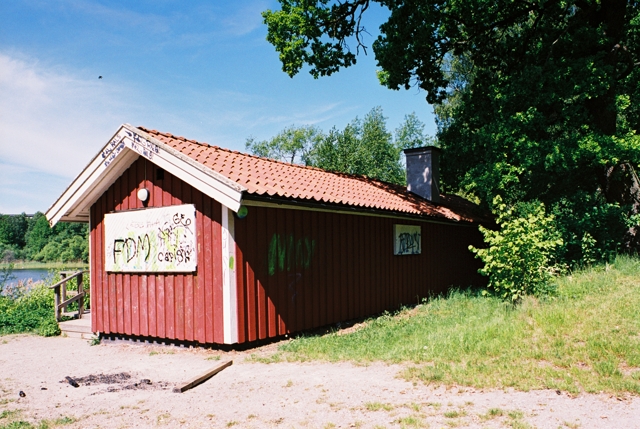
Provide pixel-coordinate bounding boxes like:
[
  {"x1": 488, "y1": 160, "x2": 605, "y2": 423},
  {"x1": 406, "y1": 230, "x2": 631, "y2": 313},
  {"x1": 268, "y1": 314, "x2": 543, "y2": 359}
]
[{"x1": 0, "y1": 0, "x2": 436, "y2": 214}]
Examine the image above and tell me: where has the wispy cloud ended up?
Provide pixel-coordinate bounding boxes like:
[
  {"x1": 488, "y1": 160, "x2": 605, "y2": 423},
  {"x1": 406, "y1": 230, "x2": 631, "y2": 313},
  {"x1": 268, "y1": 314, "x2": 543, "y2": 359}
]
[
  {"x1": 63, "y1": 0, "x2": 171, "y2": 35},
  {"x1": 221, "y1": 1, "x2": 269, "y2": 36},
  {"x1": 252, "y1": 102, "x2": 356, "y2": 128},
  {"x1": 0, "y1": 52, "x2": 139, "y2": 178}
]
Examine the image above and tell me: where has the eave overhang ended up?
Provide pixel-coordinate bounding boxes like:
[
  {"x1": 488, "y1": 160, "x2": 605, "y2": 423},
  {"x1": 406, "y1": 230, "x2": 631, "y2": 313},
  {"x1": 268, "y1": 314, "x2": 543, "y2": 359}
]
[{"x1": 45, "y1": 124, "x2": 246, "y2": 226}]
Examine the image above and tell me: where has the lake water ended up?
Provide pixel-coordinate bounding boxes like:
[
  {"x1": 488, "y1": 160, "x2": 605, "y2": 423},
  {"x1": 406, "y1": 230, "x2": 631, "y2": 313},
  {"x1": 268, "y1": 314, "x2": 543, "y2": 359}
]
[{"x1": 3, "y1": 269, "x2": 53, "y2": 287}]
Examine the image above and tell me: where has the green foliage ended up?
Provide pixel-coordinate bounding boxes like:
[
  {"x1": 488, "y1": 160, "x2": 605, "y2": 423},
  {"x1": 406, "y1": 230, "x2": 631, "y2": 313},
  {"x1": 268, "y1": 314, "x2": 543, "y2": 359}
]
[
  {"x1": 470, "y1": 196, "x2": 562, "y2": 301},
  {"x1": 0, "y1": 213, "x2": 29, "y2": 248},
  {"x1": 394, "y1": 112, "x2": 436, "y2": 150},
  {"x1": 0, "y1": 212, "x2": 88, "y2": 263},
  {"x1": 309, "y1": 106, "x2": 405, "y2": 184},
  {"x1": 34, "y1": 236, "x2": 88, "y2": 263},
  {"x1": 0, "y1": 283, "x2": 58, "y2": 336},
  {"x1": 264, "y1": 1, "x2": 638, "y2": 122},
  {"x1": 246, "y1": 107, "x2": 433, "y2": 186},
  {"x1": 263, "y1": 1, "x2": 640, "y2": 266},
  {"x1": 245, "y1": 124, "x2": 323, "y2": 164},
  {"x1": 549, "y1": 193, "x2": 634, "y2": 266},
  {"x1": 25, "y1": 213, "x2": 52, "y2": 257},
  {"x1": 263, "y1": 0, "x2": 359, "y2": 79}
]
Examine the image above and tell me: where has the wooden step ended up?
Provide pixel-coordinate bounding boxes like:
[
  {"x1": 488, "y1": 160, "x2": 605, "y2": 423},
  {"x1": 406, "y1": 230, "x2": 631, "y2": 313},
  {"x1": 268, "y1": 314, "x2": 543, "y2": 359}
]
[{"x1": 59, "y1": 316, "x2": 94, "y2": 339}]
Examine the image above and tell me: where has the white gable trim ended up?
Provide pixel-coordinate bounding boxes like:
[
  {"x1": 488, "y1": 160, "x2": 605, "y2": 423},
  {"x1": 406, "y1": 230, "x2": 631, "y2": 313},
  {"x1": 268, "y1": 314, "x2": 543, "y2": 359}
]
[{"x1": 46, "y1": 124, "x2": 246, "y2": 226}]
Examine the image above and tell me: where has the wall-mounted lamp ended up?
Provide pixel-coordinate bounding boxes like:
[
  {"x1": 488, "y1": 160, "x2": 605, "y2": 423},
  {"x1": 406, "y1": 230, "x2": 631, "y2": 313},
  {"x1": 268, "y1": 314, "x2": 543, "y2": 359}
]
[{"x1": 137, "y1": 188, "x2": 150, "y2": 202}]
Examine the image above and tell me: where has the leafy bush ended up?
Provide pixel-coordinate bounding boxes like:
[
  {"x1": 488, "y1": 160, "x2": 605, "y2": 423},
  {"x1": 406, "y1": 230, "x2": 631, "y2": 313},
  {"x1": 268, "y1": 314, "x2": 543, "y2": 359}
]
[
  {"x1": 0, "y1": 282, "x2": 59, "y2": 336},
  {"x1": 470, "y1": 195, "x2": 563, "y2": 301},
  {"x1": 34, "y1": 235, "x2": 88, "y2": 263},
  {"x1": 550, "y1": 192, "x2": 635, "y2": 266}
]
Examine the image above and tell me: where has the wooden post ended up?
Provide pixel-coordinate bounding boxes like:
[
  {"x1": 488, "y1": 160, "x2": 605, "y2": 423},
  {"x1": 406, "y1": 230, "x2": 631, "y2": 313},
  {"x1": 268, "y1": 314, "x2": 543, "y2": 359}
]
[
  {"x1": 60, "y1": 272, "x2": 67, "y2": 315},
  {"x1": 77, "y1": 273, "x2": 84, "y2": 319},
  {"x1": 53, "y1": 285, "x2": 61, "y2": 321}
]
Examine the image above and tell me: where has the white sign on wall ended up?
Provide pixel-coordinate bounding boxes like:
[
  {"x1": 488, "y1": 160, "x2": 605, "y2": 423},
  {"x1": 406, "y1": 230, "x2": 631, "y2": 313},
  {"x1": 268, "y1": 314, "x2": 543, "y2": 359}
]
[
  {"x1": 394, "y1": 224, "x2": 421, "y2": 255},
  {"x1": 105, "y1": 204, "x2": 197, "y2": 272}
]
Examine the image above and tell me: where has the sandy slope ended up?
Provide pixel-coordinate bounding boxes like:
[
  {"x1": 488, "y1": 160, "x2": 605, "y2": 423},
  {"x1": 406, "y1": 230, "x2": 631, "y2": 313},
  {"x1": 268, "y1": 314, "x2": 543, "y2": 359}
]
[{"x1": 0, "y1": 334, "x2": 638, "y2": 428}]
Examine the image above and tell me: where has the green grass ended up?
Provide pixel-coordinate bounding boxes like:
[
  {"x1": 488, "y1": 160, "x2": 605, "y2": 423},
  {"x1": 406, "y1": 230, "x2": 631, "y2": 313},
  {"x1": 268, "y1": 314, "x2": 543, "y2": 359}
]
[
  {"x1": 364, "y1": 402, "x2": 394, "y2": 411},
  {"x1": 273, "y1": 255, "x2": 640, "y2": 395},
  {"x1": 0, "y1": 415, "x2": 76, "y2": 429}
]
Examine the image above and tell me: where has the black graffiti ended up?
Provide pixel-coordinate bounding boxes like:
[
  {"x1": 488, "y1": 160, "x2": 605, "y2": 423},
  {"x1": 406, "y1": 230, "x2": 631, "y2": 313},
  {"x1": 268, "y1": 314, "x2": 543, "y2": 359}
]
[
  {"x1": 103, "y1": 142, "x2": 125, "y2": 168},
  {"x1": 172, "y1": 212, "x2": 192, "y2": 233},
  {"x1": 113, "y1": 234, "x2": 151, "y2": 264},
  {"x1": 158, "y1": 245, "x2": 193, "y2": 264},
  {"x1": 398, "y1": 232, "x2": 421, "y2": 255},
  {"x1": 102, "y1": 136, "x2": 124, "y2": 159},
  {"x1": 129, "y1": 136, "x2": 159, "y2": 160}
]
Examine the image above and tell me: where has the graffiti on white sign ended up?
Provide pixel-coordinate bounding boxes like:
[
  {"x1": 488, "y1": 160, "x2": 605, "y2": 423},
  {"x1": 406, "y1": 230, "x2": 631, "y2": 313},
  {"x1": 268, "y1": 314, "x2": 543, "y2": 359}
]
[
  {"x1": 394, "y1": 224, "x2": 421, "y2": 255},
  {"x1": 105, "y1": 204, "x2": 197, "y2": 272}
]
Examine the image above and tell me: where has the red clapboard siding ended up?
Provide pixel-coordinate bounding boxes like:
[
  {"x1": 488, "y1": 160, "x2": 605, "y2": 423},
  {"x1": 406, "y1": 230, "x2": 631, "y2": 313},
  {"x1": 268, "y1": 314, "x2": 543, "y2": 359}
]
[
  {"x1": 233, "y1": 205, "x2": 484, "y2": 342},
  {"x1": 91, "y1": 157, "x2": 483, "y2": 345},
  {"x1": 90, "y1": 158, "x2": 223, "y2": 344}
]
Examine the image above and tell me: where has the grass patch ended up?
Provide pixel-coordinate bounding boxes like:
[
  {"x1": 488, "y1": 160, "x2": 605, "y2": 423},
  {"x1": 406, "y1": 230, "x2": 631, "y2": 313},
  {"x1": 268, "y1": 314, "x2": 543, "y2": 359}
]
[
  {"x1": 0, "y1": 415, "x2": 76, "y2": 429},
  {"x1": 275, "y1": 255, "x2": 640, "y2": 395},
  {"x1": 394, "y1": 415, "x2": 423, "y2": 428},
  {"x1": 0, "y1": 411, "x2": 20, "y2": 420},
  {"x1": 479, "y1": 408, "x2": 504, "y2": 420},
  {"x1": 364, "y1": 402, "x2": 394, "y2": 412},
  {"x1": 443, "y1": 410, "x2": 465, "y2": 418}
]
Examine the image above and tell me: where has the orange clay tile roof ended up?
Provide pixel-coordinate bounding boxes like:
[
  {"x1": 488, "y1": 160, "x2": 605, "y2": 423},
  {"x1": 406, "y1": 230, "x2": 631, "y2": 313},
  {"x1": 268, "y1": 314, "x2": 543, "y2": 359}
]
[{"x1": 139, "y1": 127, "x2": 487, "y2": 223}]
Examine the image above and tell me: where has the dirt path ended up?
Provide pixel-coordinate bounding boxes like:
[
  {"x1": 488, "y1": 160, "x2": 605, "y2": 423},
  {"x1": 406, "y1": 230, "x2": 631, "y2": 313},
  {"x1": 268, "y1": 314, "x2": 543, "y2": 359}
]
[{"x1": 0, "y1": 335, "x2": 638, "y2": 428}]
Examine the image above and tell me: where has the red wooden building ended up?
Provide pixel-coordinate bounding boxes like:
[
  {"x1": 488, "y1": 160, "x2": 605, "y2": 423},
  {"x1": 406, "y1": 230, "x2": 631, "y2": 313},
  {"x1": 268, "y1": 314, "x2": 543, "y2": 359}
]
[{"x1": 46, "y1": 124, "x2": 486, "y2": 345}]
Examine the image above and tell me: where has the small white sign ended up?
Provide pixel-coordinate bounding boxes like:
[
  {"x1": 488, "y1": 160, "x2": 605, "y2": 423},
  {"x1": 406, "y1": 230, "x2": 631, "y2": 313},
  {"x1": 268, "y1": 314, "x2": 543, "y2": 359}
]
[
  {"x1": 105, "y1": 204, "x2": 197, "y2": 272},
  {"x1": 394, "y1": 224, "x2": 421, "y2": 255}
]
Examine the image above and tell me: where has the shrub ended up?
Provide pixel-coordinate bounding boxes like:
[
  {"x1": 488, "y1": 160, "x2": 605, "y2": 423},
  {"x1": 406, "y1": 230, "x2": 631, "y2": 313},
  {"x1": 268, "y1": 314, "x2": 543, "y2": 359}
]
[
  {"x1": 0, "y1": 282, "x2": 58, "y2": 336},
  {"x1": 470, "y1": 195, "x2": 563, "y2": 302}
]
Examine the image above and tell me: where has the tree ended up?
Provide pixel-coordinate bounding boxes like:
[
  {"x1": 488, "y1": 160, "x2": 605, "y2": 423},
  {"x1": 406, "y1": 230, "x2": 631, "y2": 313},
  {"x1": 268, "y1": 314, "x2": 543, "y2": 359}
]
[
  {"x1": 310, "y1": 106, "x2": 405, "y2": 183},
  {"x1": 25, "y1": 212, "x2": 52, "y2": 258},
  {"x1": 264, "y1": 1, "x2": 638, "y2": 125},
  {"x1": 0, "y1": 213, "x2": 29, "y2": 248},
  {"x1": 263, "y1": 0, "x2": 640, "y2": 263},
  {"x1": 395, "y1": 112, "x2": 435, "y2": 150},
  {"x1": 246, "y1": 107, "x2": 424, "y2": 185},
  {"x1": 245, "y1": 125, "x2": 324, "y2": 164}
]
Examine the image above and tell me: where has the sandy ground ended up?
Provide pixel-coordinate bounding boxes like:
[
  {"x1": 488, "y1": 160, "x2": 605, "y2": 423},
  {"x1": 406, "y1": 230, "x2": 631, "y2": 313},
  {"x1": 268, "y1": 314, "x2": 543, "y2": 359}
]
[{"x1": 0, "y1": 335, "x2": 638, "y2": 429}]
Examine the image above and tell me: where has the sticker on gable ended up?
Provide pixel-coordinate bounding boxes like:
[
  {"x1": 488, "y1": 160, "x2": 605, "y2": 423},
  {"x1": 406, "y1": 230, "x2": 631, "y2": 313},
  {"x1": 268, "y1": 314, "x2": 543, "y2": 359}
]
[
  {"x1": 394, "y1": 224, "x2": 421, "y2": 255},
  {"x1": 105, "y1": 204, "x2": 197, "y2": 272}
]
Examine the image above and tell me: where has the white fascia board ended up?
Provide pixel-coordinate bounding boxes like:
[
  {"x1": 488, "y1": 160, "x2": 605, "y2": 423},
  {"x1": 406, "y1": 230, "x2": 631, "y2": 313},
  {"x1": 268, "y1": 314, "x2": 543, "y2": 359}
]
[
  {"x1": 65, "y1": 150, "x2": 139, "y2": 221},
  {"x1": 46, "y1": 124, "x2": 246, "y2": 227},
  {"x1": 221, "y1": 206, "x2": 239, "y2": 344},
  {"x1": 127, "y1": 125, "x2": 245, "y2": 211},
  {"x1": 46, "y1": 126, "x2": 132, "y2": 226}
]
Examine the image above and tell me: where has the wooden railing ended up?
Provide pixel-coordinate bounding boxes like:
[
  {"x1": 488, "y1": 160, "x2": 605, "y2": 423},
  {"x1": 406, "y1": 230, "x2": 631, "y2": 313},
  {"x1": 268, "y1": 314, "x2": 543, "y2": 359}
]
[{"x1": 49, "y1": 270, "x2": 88, "y2": 321}]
